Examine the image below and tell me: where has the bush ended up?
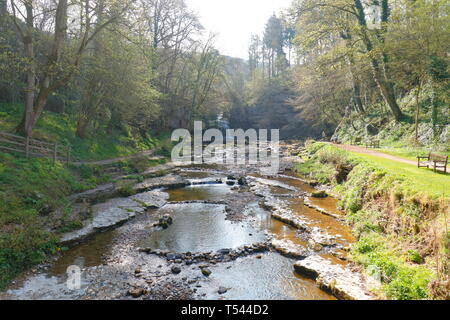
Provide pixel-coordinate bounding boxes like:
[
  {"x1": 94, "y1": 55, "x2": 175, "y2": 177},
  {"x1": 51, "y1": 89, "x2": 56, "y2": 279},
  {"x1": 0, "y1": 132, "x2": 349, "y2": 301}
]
[
  {"x1": 117, "y1": 182, "x2": 137, "y2": 197},
  {"x1": 316, "y1": 146, "x2": 350, "y2": 167},
  {"x1": 352, "y1": 233, "x2": 433, "y2": 300}
]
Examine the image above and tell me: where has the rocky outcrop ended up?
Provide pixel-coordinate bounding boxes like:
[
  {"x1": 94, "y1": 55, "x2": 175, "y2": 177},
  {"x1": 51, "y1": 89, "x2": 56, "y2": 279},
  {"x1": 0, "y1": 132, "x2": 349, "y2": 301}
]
[
  {"x1": 134, "y1": 174, "x2": 190, "y2": 192},
  {"x1": 262, "y1": 196, "x2": 310, "y2": 232},
  {"x1": 60, "y1": 190, "x2": 169, "y2": 246},
  {"x1": 139, "y1": 243, "x2": 271, "y2": 265},
  {"x1": 294, "y1": 256, "x2": 374, "y2": 300},
  {"x1": 131, "y1": 190, "x2": 169, "y2": 209},
  {"x1": 69, "y1": 183, "x2": 117, "y2": 203},
  {"x1": 270, "y1": 239, "x2": 310, "y2": 259}
]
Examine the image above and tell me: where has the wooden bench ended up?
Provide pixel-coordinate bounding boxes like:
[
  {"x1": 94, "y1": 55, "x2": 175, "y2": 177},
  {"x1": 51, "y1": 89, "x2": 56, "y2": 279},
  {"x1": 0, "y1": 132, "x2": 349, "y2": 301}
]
[
  {"x1": 417, "y1": 153, "x2": 448, "y2": 173},
  {"x1": 365, "y1": 139, "x2": 380, "y2": 149}
]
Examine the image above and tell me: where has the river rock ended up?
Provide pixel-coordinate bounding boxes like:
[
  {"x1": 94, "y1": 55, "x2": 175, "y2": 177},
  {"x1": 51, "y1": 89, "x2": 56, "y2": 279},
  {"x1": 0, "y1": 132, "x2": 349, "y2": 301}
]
[
  {"x1": 271, "y1": 239, "x2": 310, "y2": 259},
  {"x1": 201, "y1": 268, "x2": 212, "y2": 277},
  {"x1": 68, "y1": 183, "x2": 116, "y2": 203},
  {"x1": 264, "y1": 196, "x2": 310, "y2": 232},
  {"x1": 294, "y1": 256, "x2": 374, "y2": 300},
  {"x1": 130, "y1": 190, "x2": 169, "y2": 209},
  {"x1": 311, "y1": 191, "x2": 328, "y2": 198},
  {"x1": 171, "y1": 266, "x2": 182, "y2": 274},
  {"x1": 218, "y1": 287, "x2": 228, "y2": 295},
  {"x1": 217, "y1": 248, "x2": 231, "y2": 255},
  {"x1": 238, "y1": 177, "x2": 248, "y2": 186},
  {"x1": 134, "y1": 174, "x2": 190, "y2": 192},
  {"x1": 60, "y1": 196, "x2": 146, "y2": 246},
  {"x1": 310, "y1": 228, "x2": 336, "y2": 246},
  {"x1": 128, "y1": 288, "x2": 147, "y2": 298},
  {"x1": 158, "y1": 214, "x2": 173, "y2": 229},
  {"x1": 167, "y1": 253, "x2": 183, "y2": 261}
]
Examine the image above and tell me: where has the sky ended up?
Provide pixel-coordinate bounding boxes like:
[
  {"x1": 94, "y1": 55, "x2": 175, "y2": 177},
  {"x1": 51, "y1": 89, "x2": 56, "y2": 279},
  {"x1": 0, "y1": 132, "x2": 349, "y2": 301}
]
[{"x1": 186, "y1": 0, "x2": 293, "y2": 60}]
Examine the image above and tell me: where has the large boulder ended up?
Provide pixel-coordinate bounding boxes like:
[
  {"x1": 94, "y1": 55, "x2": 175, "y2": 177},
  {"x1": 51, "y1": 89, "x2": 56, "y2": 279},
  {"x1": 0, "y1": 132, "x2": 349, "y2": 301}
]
[{"x1": 294, "y1": 256, "x2": 374, "y2": 300}]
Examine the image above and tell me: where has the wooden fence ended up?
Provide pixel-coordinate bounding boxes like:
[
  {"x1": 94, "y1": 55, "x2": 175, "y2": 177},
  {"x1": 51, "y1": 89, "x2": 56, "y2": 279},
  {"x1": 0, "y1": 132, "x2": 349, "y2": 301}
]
[{"x1": 0, "y1": 131, "x2": 71, "y2": 164}]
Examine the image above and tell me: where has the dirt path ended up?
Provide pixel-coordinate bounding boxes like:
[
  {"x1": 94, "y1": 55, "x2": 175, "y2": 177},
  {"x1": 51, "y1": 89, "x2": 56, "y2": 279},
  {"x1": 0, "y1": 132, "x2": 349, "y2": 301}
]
[
  {"x1": 332, "y1": 144, "x2": 416, "y2": 165},
  {"x1": 71, "y1": 150, "x2": 163, "y2": 166},
  {"x1": 331, "y1": 143, "x2": 447, "y2": 173}
]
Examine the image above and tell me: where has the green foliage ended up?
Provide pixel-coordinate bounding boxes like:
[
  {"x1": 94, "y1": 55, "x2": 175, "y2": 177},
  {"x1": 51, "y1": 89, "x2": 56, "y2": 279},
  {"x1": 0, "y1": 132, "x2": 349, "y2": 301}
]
[
  {"x1": 408, "y1": 250, "x2": 423, "y2": 264},
  {"x1": 295, "y1": 143, "x2": 355, "y2": 185},
  {"x1": 352, "y1": 233, "x2": 433, "y2": 300},
  {"x1": 56, "y1": 221, "x2": 84, "y2": 234},
  {"x1": 295, "y1": 160, "x2": 335, "y2": 184},
  {"x1": 0, "y1": 152, "x2": 85, "y2": 289},
  {"x1": 157, "y1": 139, "x2": 175, "y2": 158},
  {"x1": 0, "y1": 100, "x2": 172, "y2": 287},
  {"x1": 116, "y1": 182, "x2": 137, "y2": 198},
  {"x1": 298, "y1": 143, "x2": 448, "y2": 299},
  {"x1": 305, "y1": 141, "x2": 327, "y2": 155},
  {"x1": 316, "y1": 145, "x2": 351, "y2": 167}
]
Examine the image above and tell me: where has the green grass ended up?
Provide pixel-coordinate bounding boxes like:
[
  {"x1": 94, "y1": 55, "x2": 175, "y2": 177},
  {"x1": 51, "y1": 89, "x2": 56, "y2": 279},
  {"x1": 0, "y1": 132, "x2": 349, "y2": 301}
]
[
  {"x1": 375, "y1": 147, "x2": 450, "y2": 162},
  {"x1": 296, "y1": 142, "x2": 449, "y2": 300},
  {"x1": 0, "y1": 102, "x2": 170, "y2": 161},
  {"x1": 350, "y1": 152, "x2": 449, "y2": 198},
  {"x1": 352, "y1": 232, "x2": 434, "y2": 300},
  {"x1": 0, "y1": 152, "x2": 83, "y2": 289},
  {"x1": 0, "y1": 102, "x2": 172, "y2": 290}
]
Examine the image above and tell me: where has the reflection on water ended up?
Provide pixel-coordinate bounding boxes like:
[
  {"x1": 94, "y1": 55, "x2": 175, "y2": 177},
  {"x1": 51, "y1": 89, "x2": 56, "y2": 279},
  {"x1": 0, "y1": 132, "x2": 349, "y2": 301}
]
[
  {"x1": 204, "y1": 253, "x2": 335, "y2": 300},
  {"x1": 274, "y1": 174, "x2": 316, "y2": 193},
  {"x1": 287, "y1": 198, "x2": 354, "y2": 244},
  {"x1": 309, "y1": 196, "x2": 343, "y2": 216},
  {"x1": 141, "y1": 203, "x2": 266, "y2": 253},
  {"x1": 50, "y1": 231, "x2": 116, "y2": 276},
  {"x1": 246, "y1": 202, "x2": 309, "y2": 247},
  {"x1": 167, "y1": 184, "x2": 232, "y2": 202}
]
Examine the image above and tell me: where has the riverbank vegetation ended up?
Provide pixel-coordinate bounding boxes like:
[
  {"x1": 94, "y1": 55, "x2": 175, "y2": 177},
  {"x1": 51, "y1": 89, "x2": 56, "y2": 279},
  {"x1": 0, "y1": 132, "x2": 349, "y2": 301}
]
[
  {"x1": 0, "y1": 0, "x2": 229, "y2": 289},
  {"x1": 0, "y1": 0, "x2": 448, "y2": 300},
  {"x1": 0, "y1": 147, "x2": 167, "y2": 289},
  {"x1": 296, "y1": 142, "x2": 449, "y2": 300}
]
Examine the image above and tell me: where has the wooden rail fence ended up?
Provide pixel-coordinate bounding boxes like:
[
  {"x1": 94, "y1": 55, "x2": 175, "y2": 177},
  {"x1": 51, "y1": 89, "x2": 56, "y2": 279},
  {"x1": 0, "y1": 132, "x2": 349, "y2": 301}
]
[{"x1": 0, "y1": 131, "x2": 71, "y2": 164}]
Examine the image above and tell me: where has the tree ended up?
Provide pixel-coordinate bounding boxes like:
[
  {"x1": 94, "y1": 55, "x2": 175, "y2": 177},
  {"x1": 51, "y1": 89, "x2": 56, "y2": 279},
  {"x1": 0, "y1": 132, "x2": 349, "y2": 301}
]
[
  {"x1": 264, "y1": 14, "x2": 286, "y2": 78},
  {"x1": 353, "y1": 0, "x2": 403, "y2": 121},
  {"x1": 291, "y1": 0, "x2": 404, "y2": 121},
  {"x1": 9, "y1": 0, "x2": 133, "y2": 137}
]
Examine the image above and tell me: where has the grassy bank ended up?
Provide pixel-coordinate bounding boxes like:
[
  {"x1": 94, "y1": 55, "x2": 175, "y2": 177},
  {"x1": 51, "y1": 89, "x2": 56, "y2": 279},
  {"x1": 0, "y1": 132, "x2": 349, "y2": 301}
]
[
  {"x1": 295, "y1": 142, "x2": 449, "y2": 300},
  {"x1": 0, "y1": 103, "x2": 171, "y2": 289},
  {"x1": 0, "y1": 102, "x2": 171, "y2": 161}
]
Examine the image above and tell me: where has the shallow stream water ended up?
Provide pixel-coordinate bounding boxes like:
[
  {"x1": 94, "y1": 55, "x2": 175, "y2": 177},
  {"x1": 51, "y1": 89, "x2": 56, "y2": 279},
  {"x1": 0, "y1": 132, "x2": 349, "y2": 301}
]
[{"x1": 3, "y1": 170, "x2": 355, "y2": 300}]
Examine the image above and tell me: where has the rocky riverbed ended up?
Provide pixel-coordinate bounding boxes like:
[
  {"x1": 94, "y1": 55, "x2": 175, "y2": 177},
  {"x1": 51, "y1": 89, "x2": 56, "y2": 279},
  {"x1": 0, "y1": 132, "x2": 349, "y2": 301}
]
[{"x1": 0, "y1": 143, "x2": 377, "y2": 300}]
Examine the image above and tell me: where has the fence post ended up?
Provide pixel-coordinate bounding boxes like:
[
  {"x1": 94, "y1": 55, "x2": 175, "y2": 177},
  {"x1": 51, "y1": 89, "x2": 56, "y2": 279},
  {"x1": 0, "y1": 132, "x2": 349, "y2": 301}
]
[
  {"x1": 25, "y1": 136, "x2": 30, "y2": 158},
  {"x1": 53, "y1": 143, "x2": 58, "y2": 163}
]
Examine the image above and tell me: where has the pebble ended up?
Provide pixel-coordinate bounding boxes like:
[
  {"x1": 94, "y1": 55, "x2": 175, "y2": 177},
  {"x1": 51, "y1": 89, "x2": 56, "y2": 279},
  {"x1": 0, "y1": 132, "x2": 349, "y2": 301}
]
[
  {"x1": 171, "y1": 266, "x2": 182, "y2": 274},
  {"x1": 128, "y1": 288, "x2": 146, "y2": 298},
  {"x1": 218, "y1": 287, "x2": 228, "y2": 295},
  {"x1": 201, "y1": 268, "x2": 212, "y2": 277}
]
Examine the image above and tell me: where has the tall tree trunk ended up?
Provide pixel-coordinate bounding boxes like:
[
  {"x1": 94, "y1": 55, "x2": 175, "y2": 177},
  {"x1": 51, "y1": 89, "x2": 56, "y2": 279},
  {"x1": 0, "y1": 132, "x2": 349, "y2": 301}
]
[
  {"x1": 352, "y1": 79, "x2": 364, "y2": 113},
  {"x1": 354, "y1": 0, "x2": 403, "y2": 121},
  {"x1": 16, "y1": 2, "x2": 35, "y2": 137},
  {"x1": 343, "y1": 35, "x2": 365, "y2": 113},
  {"x1": 15, "y1": 0, "x2": 68, "y2": 137},
  {"x1": 430, "y1": 83, "x2": 438, "y2": 138},
  {"x1": 415, "y1": 85, "x2": 421, "y2": 144}
]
